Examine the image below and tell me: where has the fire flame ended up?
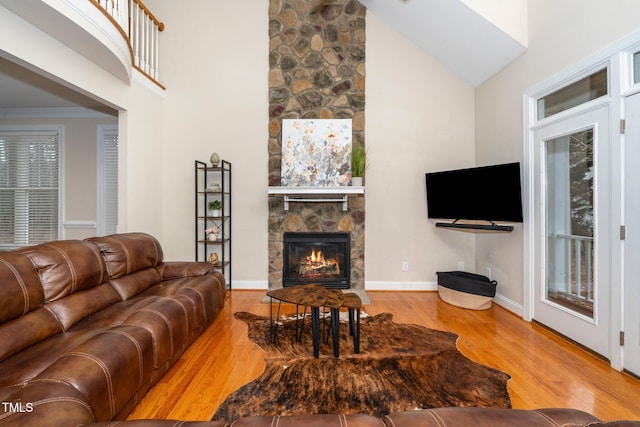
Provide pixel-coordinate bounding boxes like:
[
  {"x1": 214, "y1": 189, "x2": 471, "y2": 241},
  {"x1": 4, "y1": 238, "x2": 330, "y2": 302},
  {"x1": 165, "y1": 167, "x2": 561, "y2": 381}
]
[
  {"x1": 299, "y1": 249, "x2": 340, "y2": 276},
  {"x1": 309, "y1": 249, "x2": 324, "y2": 264}
]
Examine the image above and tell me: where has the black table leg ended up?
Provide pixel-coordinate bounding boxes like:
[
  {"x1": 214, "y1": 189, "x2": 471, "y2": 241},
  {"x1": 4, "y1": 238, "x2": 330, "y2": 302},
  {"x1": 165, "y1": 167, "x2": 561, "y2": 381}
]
[
  {"x1": 270, "y1": 297, "x2": 282, "y2": 344},
  {"x1": 311, "y1": 306, "x2": 320, "y2": 358},
  {"x1": 331, "y1": 308, "x2": 340, "y2": 357},
  {"x1": 354, "y1": 308, "x2": 360, "y2": 353},
  {"x1": 348, "y1": 307, "x2": 361, "y2": 354}
]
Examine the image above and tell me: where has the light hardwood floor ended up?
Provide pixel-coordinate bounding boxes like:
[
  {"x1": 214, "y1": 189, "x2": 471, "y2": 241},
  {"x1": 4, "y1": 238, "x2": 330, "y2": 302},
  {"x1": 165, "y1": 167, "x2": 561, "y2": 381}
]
[{"x1": 127, "y1": 290, "x2": 640, "y2": 422}]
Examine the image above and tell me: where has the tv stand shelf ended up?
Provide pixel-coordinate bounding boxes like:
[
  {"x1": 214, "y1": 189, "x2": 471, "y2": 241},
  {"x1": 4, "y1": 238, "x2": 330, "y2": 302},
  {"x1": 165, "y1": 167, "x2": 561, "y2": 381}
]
[{"x1": 435, "y1": 221, "x2": 514, "y2": 232}]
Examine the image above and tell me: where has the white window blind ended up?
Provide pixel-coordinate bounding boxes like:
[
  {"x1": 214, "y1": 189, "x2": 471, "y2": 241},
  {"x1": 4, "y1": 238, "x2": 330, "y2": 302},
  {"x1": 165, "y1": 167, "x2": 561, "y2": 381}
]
[
  {"x1": 0, "y1": 131, "x2": 59, "y2": 249},
  {"x1": 99, "y1": 128, "x2": 118, "y2": 235}
]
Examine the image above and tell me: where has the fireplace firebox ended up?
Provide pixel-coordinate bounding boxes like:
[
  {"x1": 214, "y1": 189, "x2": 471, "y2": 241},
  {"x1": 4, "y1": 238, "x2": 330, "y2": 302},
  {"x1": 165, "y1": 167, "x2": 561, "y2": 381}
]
[{"x1": 283, "y1": 232, "x2": 350, "y2": 289}]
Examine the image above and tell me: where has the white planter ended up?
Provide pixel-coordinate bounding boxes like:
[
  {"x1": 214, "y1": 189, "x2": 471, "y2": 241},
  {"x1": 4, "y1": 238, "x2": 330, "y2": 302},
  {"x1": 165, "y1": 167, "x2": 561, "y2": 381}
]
[
  {"x1": 209, "y1": 209, "x2": 221, "y2": 217},
  {"x1": 351, "y1": 177, "x2": 363, "y2": 186},
  {"x1": 208, "y1": 234, "x2": 217, "y2": 241}
]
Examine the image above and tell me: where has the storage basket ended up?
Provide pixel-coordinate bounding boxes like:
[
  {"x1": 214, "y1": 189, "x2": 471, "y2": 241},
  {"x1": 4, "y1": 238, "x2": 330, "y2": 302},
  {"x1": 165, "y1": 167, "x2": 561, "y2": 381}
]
[{"x1": 436, "y1": 271, "x2": 497, "y2": 310}]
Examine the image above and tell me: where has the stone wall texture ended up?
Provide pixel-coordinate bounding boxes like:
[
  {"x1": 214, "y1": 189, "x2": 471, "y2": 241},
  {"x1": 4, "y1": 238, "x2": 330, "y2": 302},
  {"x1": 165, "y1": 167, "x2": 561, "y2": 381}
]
[{"x1": 268, "y1": 0, "x2": 366, "y2": 290}]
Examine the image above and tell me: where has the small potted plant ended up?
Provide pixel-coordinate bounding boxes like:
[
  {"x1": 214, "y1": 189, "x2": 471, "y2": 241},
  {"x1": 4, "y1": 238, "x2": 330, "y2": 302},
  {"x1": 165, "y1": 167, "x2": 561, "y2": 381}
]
[
  {"x1": 205, "y1": 226, "x2": 220, "y2": 241},
  {"x1": 208, "y1": 200, "x2": 222, "y2": 216},
  {"x1": 351, "y1": 143, "x2": 367, "y2": 186}
]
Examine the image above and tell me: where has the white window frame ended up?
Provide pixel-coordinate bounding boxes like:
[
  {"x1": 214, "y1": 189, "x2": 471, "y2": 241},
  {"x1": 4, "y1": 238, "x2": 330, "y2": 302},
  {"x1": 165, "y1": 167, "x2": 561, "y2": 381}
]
[
  {"x1": 0, "y1": 125, "x2": 65, "y2": 249},
  {"x1": 97, "y1": 124, "x2": 118, "y2": 236}
]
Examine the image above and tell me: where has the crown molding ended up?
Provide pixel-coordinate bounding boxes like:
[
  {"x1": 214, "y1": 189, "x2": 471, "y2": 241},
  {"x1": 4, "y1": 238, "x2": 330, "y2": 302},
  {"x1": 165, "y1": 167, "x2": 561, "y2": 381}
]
[{"x1": 0, "y1": 107, "x2": 117, "y2": 119}]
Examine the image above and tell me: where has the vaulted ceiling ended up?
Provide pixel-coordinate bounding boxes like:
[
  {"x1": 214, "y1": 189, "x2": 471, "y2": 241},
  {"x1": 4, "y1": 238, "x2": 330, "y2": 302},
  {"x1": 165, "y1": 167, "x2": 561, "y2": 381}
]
[
  {"x1": 360, "y1": 0, "x2": 527, "y2": 87},
  {"x1": 0, "y1": 1, "x2": 527, "y2": 110}
]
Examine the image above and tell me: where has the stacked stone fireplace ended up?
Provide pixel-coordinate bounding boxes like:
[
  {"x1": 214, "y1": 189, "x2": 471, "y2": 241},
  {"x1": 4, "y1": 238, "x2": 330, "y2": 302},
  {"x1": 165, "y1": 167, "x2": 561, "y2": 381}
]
[{"x1": 267, "y1": 0, "x2": 366, "y2": 292}]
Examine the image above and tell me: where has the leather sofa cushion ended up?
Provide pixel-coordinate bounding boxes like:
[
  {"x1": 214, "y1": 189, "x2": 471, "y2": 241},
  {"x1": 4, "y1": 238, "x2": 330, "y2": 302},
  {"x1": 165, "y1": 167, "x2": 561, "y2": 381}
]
[
  {"x1": 0, "y1": 380, "x2": 94, "y2": 427},
  {"x1": 33, "y1": 324, "x2": 155, "y2": 421},
  {"x1": 382, "y1": 408, "x2": 602, "y2": 426},
  {"x1": 109, "y1": 268, "x2": 163, "y2": 300},
  {"x1": 0, "y1": 251, "x2": 45, "y2": 323},
  {"x1": 0, "y1": 308, "x2": 62, "y2": 363},
  {"x1": 122, "y1": 297, "x2": 190, "y2": 368},
  {"x1": 17, "y1": 240, "x2": 107, "y2": 302},
  {"x1": 45, "y1": 284, "x2": 121, "y2": 331},
  {"x1": 87, "y1": 233, "x2": 163, "y2": 279},
  {"x1": 231, "y1": 414, "x2": 385, "y2": 427}
]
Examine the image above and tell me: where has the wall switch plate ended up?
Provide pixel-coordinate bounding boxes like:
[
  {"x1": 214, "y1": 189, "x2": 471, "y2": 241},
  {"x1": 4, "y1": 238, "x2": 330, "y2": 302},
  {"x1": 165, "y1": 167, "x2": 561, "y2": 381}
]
[{"x1": 402, "y1": 261, "x2": 409, "y2": 271}]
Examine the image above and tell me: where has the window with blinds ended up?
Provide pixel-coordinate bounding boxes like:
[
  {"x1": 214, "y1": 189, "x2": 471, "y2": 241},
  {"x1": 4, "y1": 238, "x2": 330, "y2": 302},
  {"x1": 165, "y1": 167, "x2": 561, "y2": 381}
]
[
  {"x1": 0, "y1": 130, "x2": 60, "y2": 249},
  {"x1": 98, "y1": 126, "x2": 118, "y2": 235}
]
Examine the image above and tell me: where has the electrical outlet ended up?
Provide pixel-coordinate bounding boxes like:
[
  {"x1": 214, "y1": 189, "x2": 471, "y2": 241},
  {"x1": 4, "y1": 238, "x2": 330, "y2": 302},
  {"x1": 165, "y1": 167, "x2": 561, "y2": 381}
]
[
  {"x1": 457, "y1": 261, "x2": 465, "y2": 271},
  {"x1": 402, "y1": 261, "x2": 409, "y2": 271},
  {"x1": 486, "y1": 267, "x2": 492, "y2": 280}
]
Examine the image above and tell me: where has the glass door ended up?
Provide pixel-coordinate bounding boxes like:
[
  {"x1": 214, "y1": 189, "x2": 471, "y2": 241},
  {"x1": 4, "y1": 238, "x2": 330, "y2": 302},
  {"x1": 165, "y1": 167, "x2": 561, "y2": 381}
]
[{"x1": 532, "y1": 105, "x2": 610, "y2": 358}]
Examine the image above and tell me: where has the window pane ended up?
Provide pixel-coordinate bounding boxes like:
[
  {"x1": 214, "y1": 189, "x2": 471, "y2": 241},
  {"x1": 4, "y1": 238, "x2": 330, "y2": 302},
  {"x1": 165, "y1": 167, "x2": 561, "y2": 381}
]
[
  {"x1": 537, "y1": 68, "x2": 608, "y2": 119},
  {"x1": 0, "y1": 132, "x2": 59, "y2": 249},
  {"x1": 102, "y1": 131, "x2": 118, "y2": 235},
  {"x1": 545, "y1": 129, "x2": 594, "y2": 318}
]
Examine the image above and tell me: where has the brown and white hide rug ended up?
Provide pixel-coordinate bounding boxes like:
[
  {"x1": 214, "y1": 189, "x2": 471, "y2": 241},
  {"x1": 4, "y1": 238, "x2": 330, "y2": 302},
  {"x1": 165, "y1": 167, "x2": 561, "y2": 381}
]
[{"x1": 212, "y1": 312, "x2": 511, "y2": 423}]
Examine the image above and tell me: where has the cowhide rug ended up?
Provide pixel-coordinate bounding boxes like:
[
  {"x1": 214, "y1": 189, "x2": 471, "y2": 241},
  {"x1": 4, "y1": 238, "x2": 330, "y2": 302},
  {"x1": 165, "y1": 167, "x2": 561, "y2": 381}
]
[{"x1": 212, "y1": 312, "x2": 511, "y2": 422}]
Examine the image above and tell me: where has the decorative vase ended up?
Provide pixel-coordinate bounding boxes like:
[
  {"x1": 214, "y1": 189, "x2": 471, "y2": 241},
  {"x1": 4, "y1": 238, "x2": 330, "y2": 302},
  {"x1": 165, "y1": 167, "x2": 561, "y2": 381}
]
[
  {"x1": 208, "y1": 234, "x2": 217, "y2": 241},
  {"x1": 351, "y1": 177, "x2": 363, "y2": 186},
  {"x1": 208, "y1": 252, "x2": 219, "y2": 265},
  {"x1": 210, "y1": 152, "x2": 220, "y2": 167}
]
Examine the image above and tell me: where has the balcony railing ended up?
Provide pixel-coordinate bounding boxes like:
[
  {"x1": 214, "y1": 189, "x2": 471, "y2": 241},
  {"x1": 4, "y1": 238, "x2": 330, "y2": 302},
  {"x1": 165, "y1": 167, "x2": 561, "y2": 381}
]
[
  {"x1": 549, "y1": 233, "x2": 594, "y2": 317},
  {"x1": 91, "y1": 0, "x2": 165, "y2": 88}
]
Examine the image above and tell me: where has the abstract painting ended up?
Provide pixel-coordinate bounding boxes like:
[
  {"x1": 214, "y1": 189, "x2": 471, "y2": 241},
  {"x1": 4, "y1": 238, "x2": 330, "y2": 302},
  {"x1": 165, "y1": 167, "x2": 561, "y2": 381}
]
[{"x1": 281, "y1": 119, "x2": 352, "y2": 187}]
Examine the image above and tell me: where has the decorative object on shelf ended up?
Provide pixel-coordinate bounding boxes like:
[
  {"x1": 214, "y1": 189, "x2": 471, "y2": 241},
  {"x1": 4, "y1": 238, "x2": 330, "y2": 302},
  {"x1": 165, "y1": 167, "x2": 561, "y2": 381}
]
[
  {"x1": 350, "y1": 143, "x2": 367, "y2": 186},
  {"x1": 208, "y1": 183, "x2": 221, "y2": 192},
  {"x1": 208, "y1": 252, "x2": 219, "y2": 265},
  {"x1": 206, "y1": 226, "x2": 220, "y2": 241},
  {"x1": 208, "y1": 200, "x2": 222, "y2": 216},
  {"x1": 210, "y1": 152, "x2": 221, "y2": 167}
]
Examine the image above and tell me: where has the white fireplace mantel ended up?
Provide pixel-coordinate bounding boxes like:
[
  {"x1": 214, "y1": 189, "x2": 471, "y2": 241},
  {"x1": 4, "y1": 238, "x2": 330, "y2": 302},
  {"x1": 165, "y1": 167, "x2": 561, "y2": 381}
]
[{"x1": 267, "y1": 186, "x2": 365, "y2": 211}]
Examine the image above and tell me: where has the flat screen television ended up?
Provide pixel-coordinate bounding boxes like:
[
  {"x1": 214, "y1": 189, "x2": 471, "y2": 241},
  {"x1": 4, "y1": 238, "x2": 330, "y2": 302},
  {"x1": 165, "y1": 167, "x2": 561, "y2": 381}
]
[{"x1": 425, "y1": 162, "x2": 523, "y2": 230}]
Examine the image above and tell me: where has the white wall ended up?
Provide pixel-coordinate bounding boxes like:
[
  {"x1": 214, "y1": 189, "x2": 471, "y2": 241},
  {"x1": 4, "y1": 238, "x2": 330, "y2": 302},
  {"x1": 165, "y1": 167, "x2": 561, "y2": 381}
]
[
  {"x1": 147, "y1": 1, "x2": 269, "y2": 283},
  {"x1": 365, "y1": 13, "x2": 477, "y2": 288},
  {"x1": 475, "y1": 0, "x2": 640, "y2": 311}
]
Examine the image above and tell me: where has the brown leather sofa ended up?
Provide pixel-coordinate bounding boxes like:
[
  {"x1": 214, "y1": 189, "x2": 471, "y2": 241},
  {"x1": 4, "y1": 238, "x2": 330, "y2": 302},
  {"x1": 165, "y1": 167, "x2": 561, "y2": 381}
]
[
  {"x1": 0, "y1": 233, "x2": 227, "y2": 427},
  {"x1": 84, "y1": 408, "x2": 639, "y2": 426}
]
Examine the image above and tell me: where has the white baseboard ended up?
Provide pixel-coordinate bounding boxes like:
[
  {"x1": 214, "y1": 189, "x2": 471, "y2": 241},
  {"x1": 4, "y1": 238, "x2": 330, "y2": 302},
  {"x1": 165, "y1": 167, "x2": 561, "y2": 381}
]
[
  {"x1": 231, "y1": 280, "x2": 268, "y2": 290},
  {"x1": 493, "y1": 293, "x2": 524, "y2": 317},
  {"x1": 364, "y1": 281, "x2": 437, "y2": 291}
]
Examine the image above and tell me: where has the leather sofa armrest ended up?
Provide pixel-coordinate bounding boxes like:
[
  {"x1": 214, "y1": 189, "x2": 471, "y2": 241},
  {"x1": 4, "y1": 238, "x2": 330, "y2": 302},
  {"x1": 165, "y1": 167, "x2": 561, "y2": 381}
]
[{"x1": 158, "y1": 262, "x2": 216, "y2": 280}]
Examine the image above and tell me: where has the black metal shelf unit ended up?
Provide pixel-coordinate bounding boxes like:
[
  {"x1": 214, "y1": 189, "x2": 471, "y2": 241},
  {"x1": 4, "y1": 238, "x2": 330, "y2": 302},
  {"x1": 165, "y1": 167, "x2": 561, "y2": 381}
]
[{"x1": 195, "y1": 160, "x2": 231, "y2": 289}]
